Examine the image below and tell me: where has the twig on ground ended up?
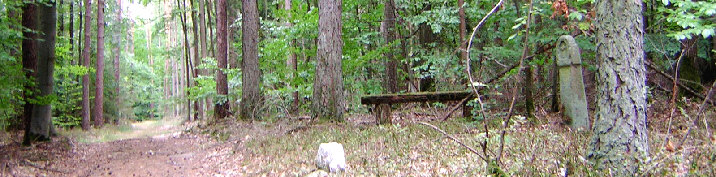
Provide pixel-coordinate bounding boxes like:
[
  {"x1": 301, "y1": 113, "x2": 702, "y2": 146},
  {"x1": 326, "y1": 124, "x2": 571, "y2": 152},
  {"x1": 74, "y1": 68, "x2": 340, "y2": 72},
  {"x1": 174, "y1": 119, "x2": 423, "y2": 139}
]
[
  {"x1": 440, "y1": 96, "x2": 471, "y2": 121},
  {"x1": 417, "y1": 121, "x2": 487, "y2": 161}
]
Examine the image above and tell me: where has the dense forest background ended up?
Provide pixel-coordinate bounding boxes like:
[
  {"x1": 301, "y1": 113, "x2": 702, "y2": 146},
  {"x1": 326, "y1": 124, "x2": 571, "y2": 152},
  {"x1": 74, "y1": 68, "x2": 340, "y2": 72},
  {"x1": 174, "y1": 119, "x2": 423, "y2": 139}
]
[{"x1": 0, "y1": 0, "x2": 715, "y2": 175}]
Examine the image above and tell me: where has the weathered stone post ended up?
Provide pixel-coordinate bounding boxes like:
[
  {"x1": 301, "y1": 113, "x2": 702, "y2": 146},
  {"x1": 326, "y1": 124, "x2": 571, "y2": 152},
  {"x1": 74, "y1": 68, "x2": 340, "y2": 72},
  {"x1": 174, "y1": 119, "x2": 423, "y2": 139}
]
[{"x1": 556, "y1": 35, "x2": 589, "y2": 130}]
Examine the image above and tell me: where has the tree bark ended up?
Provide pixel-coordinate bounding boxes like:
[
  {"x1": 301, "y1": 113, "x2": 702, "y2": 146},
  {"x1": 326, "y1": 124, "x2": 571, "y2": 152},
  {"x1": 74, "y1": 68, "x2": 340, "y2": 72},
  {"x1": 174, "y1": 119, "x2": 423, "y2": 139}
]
[
  {"x1": 312, "y1": 0, "x2": 345, "y2": 121},
  {"x1": 378, "y1": 0, "x2": 397, "y2": 124},
  {"x1": 458, "y1": 0, "x2": 466, "y2": 66},
  {"x1": 241, "y1": 0, "x2": 262, "y2": 120},
  {"x1": 69, "y1": 0, "x2": 75, "y2": 65},
  {"x1": 588, "y1": 0, "x2": 649, "y2": 175},
  {"x1": 284, "y1": 0, "x2": 299, "y2": 115},
  {"x1": 21, "y1": 1, "x2": 39, "y2": 144},
  {"x1": 81, "y1": 0, "x2": 91, "y2": 130},
  {"x1": 94, "y1": 0, "x2": 105, "y2": 127},
  {"x1": 26, "y1": 0, "x2": 57, "y2": 143},
  {"x1": 178, "y1": 0, "x2": 193, "y2": 121},
  {"x1": 190, "y1": 0, "x2": 202, "y2": 120},
  {"x1": 215, "y1": 0, "x2": 229, "y2": 119},
  {"x1": 113, "y1": 0, "x2": 122, "y2": 104}
]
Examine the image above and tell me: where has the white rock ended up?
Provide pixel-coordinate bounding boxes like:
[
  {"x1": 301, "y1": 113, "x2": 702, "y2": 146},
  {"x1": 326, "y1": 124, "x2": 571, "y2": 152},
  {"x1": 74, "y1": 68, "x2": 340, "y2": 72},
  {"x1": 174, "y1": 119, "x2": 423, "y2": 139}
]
[{"x1": 315, "y1": 142, "x2": 347, "y2": 172}]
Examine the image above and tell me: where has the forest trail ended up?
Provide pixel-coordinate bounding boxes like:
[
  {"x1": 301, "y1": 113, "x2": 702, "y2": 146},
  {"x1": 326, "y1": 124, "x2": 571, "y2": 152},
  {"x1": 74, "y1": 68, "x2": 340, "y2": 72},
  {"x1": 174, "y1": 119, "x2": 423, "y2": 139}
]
[{"x1": 2, "y1": 119, "x2": 243, "y2": 177}]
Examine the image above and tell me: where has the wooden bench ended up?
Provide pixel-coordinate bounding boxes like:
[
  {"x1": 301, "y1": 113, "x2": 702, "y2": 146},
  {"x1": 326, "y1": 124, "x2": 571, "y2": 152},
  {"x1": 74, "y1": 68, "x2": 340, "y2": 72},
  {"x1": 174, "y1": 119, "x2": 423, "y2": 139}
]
[{"x1": 360, "y1": 91, "x2": 477, "y2": 124}]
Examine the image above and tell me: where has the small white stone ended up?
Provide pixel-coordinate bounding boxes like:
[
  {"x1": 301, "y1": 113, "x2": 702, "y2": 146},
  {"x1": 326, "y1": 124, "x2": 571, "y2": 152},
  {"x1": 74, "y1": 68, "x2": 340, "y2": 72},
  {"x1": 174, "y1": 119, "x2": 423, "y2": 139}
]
[{"x1": 315, "y1": 142, "x2": 347, "y2": 172}]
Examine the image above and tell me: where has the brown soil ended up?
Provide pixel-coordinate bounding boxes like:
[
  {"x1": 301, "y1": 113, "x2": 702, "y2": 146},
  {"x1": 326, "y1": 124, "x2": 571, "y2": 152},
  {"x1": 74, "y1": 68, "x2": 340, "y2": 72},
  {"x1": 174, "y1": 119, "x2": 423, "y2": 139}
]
[{"x1": 1, "y1": 126, "x2": 242, "y2": 176}]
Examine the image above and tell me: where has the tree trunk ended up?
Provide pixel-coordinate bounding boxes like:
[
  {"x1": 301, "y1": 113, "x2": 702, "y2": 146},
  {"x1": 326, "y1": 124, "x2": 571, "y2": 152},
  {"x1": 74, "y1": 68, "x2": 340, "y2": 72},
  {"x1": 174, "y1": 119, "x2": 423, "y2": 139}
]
[
  {"x1": 198, "y1": 0, "x2": 209, "y2": 119},
  {"x1": 26, "y1": 0, "x2": 57, "y2": 143},
  {"x1": 588, "y1": 0, "x2": 648, "y2": 175},
  {"x1": 69, "y1": 0, "x2": 75, "y2": 65},
  {"x1": 190, "y1": 0, "x2": 202, "y2": 120},
  {"x1": 81, "y1": 0, "x2": 91, "y2": 130},
  {"x1": 284, "y1": 0, "x2": 299, "y2": 115},
  {"x1": 94, "y1": 0, "x2": 105, "y2": 127},
  {"x1": 77, "y1": 0, "x2": 83, "y2": 65},
  {"x1": 215, "y1": 0, "x2": 229, "y2": 119},
  {"x1": 58, "y1": 0, "x2": 64, "y2": 35},
  {"x1": 21, "y1": 1, "x2": 39, "y2": 145},
  {"x1": 241, "y1": 0, "x2": 262, "y2": 120},
  {"x1": 378, "y1": 0, "x2": 397, "y2": 124},
  {"x1": 312, "y1": 0, "x2": 345, "y2": 121},
  {"x1": 178, "y1": 0, "x2": 193, "y2": 121},
  {"x1": 113, "y1": 0, "x2": 122, "y2": 105},
  {"x1": 458, "y1": 0, "x2": 466, "y2": 66}
]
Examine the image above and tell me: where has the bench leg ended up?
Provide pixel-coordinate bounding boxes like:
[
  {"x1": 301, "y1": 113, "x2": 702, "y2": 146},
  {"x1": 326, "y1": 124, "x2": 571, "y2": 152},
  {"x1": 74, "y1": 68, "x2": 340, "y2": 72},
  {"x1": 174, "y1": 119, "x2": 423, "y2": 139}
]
[
  {"x1": 374, "y1": 104, "x2": 392, "y2": 125},
  {"x1": 462, "y1": 102, "x2": 473, "y2": 118}
]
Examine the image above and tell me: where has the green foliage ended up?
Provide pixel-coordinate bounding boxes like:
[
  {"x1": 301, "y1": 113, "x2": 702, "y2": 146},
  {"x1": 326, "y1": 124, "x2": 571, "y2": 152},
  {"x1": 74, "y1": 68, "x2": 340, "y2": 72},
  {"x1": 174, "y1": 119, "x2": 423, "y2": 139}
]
[
  {"x1": 0, "y1": 0, "x2": 24, "y2": 130},
  {"x1": 660, "y1": 0, "x2": 716, "y2": 40}
]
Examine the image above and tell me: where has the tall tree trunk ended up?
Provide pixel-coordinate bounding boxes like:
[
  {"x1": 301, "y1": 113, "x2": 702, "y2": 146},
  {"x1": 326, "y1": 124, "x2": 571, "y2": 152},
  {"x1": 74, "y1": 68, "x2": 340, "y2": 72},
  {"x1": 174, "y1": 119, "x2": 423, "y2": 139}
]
[
  {"x1": 312, "y1": 0, "x2": 344, "y2": 121},
  {"x1": 190, "y1": 0, "x2": 202, "y2": 120},
  {"x1": 69, "y1": 0, "x2": 75, "y2": 65},
  {"x1": 81, "y1": 0, "x2": 91, "y2": 130},
  {"x1": 21, "y1": 1, "x2": 39, "y2": 145},
  {"x1": 241, "y1": 0, "x2": 261, "y2": 120},
  {"x1": 26, "y1": 0, "x2": 57, "y2": 144},
  {"x1": 285, "y1": 0, "x2": 299, "y2": 115},
  {"x1": 207, "y1": 0, "x2": 216, "y2": 58},
  {"x1": 95, "y1": 0, "x2": 105, "y2": 127},
  {"x1": 588, "y1": 0, "x2": 648, "y2": 175},
  {"x1": 198, "y1": 0, "x2": 209, "y2": 118},
  {"x1": 458, "y1": 0, "x2": 466, "y2": 66},
  {"x1": 215, "y1": 0, "x2": 229, "y2": 119},
  {"x1": 58, "y1": 0, "x2": 64, "y2": 35},
  {"x1": 178, "y1": 0, "x2": 193, "y2": 121},
  {"x1": 77, "y1": 0, "x2": 83, "y2": 64},
  {"x1": 378, "y1": 0, "x2": 397, "y2": 124},
  {"x1": 113, "y1": 0, "x2": 122, "y2": 105}
]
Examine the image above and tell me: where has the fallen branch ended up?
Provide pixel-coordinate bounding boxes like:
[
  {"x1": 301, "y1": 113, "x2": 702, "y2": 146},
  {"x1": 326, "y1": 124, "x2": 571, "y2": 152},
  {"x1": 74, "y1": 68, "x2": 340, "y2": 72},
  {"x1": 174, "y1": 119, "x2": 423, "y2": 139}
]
[
  {"x1": 677, "y1": 80, "x2": 716, "y2": 149},
  {"x1": 440, "y1": 96, "x2": 472, "y2": 121},
  {"x1": 647, "y1": 62, "x2": 716, "y2": 106},
  {"x1": 417, "y1": 121, "x2": 486, "y2": 161}
]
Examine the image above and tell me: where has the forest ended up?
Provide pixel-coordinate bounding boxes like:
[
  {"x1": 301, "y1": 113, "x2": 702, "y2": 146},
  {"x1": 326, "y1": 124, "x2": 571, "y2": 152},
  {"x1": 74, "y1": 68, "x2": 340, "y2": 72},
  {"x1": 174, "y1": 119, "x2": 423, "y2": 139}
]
[{"x1": 0, "y1": 0, "x2": 715, "y2": 175}]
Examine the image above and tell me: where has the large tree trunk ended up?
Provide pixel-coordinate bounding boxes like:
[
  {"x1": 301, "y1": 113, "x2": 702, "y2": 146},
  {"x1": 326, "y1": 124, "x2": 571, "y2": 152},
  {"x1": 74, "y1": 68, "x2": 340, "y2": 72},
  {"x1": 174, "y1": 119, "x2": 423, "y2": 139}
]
[
  {"x1": 190, "y1": 0, "x2": 202, "y2": 120},
  {"x1": 113, "y1": 0, "x2": 122, "y2": 106},
  {"x1": 215, "y1": 0, "x2": 229, "y2": 119},
  {"x1": 198, "y1": 0, "x2": 209, "y2": 119},
  {"x1": 458, "y1": 0, "x2": 466, "y2": 66},
  {"x1": 241, "y1": 0, "x2": 262, "y2": 120},
  {"x1": 378, "y1": 0, "x2": 397, "y2": 124},
  {"x1": 69, "y1": 0, "x2": 75, "y2": 65},
  {"x1": 588, "y1": 0, "x2": 649, "y2": 175},
  {"x1": 178, "y1": 0, "x2": 193, "y2": 121},
  {"x1": 312, "y1": 0, "x2": 345, "y2": 121},
  {"x1": 284, "y1": 0, "x2": 299, "y2": 115},
  {"x1": 26, "y1": 0, "x2": 57, "y2": 143},
  {"x1": 21, "y1": 1, "x2": 39, "y2": 144},
  {"x1": 81, "y1": 0, "x2": 91, "y2": 130},
  {"x1": 94, "y1": 0, "x2": 105, "y2": 127}
]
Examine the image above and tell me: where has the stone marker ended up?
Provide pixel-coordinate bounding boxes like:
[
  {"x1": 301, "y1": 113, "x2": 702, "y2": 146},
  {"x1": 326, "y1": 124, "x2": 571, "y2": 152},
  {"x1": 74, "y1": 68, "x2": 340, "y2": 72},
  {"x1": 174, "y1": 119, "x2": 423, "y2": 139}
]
[
  {"x1": 556, "y1": 35, "x2": 590, "y2": 130},
  {"x1": 315, "y1": 142, "x2": 347, "y2": 172}
]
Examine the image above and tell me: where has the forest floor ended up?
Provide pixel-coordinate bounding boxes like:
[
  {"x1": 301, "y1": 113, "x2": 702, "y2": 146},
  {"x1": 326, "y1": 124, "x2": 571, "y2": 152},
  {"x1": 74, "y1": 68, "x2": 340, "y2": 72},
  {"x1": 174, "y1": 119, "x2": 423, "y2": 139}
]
[{"x1": 1, "y1": 100, "x2": 716, "y2": 176}]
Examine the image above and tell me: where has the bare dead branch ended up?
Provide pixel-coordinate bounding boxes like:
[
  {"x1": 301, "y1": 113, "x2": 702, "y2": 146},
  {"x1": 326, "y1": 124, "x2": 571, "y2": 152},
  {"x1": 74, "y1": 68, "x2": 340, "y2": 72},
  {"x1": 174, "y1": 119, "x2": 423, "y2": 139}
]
[{"x1": 417, "y1": 121, "x2": 487, "y2": 161}]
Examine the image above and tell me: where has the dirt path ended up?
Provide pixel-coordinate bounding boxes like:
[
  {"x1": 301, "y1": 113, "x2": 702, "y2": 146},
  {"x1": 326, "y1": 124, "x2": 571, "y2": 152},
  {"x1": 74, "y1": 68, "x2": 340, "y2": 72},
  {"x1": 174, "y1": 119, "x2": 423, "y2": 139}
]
[{"x1": 1, "y1": 121, "x2": 244, "y2": 177}]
